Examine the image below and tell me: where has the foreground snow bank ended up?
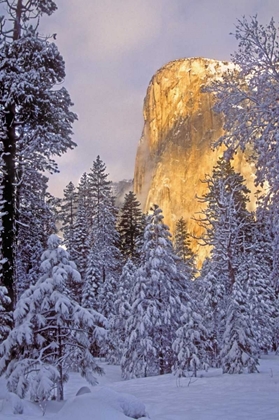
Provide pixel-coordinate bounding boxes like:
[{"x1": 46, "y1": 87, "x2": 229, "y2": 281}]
[
  {"x1": 57, "y1": 387, "x2": 148, "y2": 420},
  {"x1": 0, "y1": 373, "x2": 148, "y2": 420},
  {"x1": 0, "y1": 355, "x2": 278, "y2": 419},
  {"x1": 0, "y1": 377, "x2": 43, "y2": 417}
]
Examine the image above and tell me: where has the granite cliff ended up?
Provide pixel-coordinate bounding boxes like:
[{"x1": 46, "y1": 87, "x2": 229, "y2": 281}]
[{"x1": 133, "y1": 57, "x2": 256, "y2": 263}]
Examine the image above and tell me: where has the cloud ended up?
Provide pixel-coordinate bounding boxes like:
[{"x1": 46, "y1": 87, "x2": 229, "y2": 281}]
[
  {"x1": 45, "y1": 0, "x2": 164, "y2": 62},
  {"x1": 88, "y1": 0, "x2": 163, "y2": 59}
]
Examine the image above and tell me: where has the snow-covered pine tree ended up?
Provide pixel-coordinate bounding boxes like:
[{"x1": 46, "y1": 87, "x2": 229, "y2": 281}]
[
  {"x1": 81, "y1": 248, "x2": 105, "y2": 357},
  {"x1": 60, "y1": 182, "x2": 77, "y2": 255},
  {"x1": 199, "y1": 260, "x2": 226, "y2": 367},
  {"x1": 87, "y1": 156, "x2": 112, "y2": 234},
  {"x1": 239, "y1": 220, "x2": 277, "y2": 353},
  {"x1": 0, "y1": 0, "x2": 77, "y2": 309},
  {"x1": 99, "y1": 195, "x2": 122, "y2": 285},
  {"x1": 197, "y1": 157, "x2": 251, "y2": 294},
  {"x1": 71, "y1": 173, "x2": 91, "y2": 284},
  {"x1": 174, "y1": 217, "x2": 197, "y2": 272},
  {"x1": 71, "y1": 203, "x2": 89, "y2": 287},
  {"x1": 196, "y1": 158, "x2": 253, "y2": 366},
  {"x1": 76, "y1": 172, "x2": 91, "y2": 223},
  {"x1": 207, "y1": 16, "x2": 279, "y2": 196},
  {"x1": 207, "y1": 16, "x2": 279, "y2": 308},
  {"x1": 98, "y1": 271, "x2": 118, "y2": 319},
  {"x1": 106, "y1": 259, "x2": 136, "y2": 364},
  {"x1": 84, "y1": 157, "x2": 122, "y2": 316},
  {"x1": 118, "y1": 191, "x2": 145, "y2": 263},
  {"x1": 174, "y1": 217, "x2": 197, "y2": 280},
  {"x1": 15, "y1": 171, "x2": 56, "y2": 298},
  {"x1": 0, "y1": 234, "x2": 106, "y2": 402},
  {"x1": 82, "y1": 248, "x2": 102, "y2": 309},
  {"x1": 0, "y1": 285, "x2": 12, "y2": 342},
  {"x1": 172, "y1": 298, "x2": 210, "y2": 378},
  {"x1": 121, "y1": 205, "x2": 182, "y2": 379},
  {"x1": 83, "y1": 200, "x2": 121, "y2": 316},
  {"x1": 220, "y1": 274, "x2": 259, "y2": 374}
]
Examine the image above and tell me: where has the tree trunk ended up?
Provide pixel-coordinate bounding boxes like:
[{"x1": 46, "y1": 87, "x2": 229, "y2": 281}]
[
  {"x1": 2, "y1": 103, "x2": 16, "y2": 311},
  {"x1": 13, "y1": 0, "x2": 23, "y2": 40},
  {"x1": 1, "y1": 0, "x2": 23, "y2": 310},
  {"x1": 57, "y1": 325, "x2": 64, "y2": 401},
  {"x1": 159, "y1": 349, "x2": 164, "y2": 375},
  {"x1": 193, "y1": 361, "x2": 197, "y2": 378}
]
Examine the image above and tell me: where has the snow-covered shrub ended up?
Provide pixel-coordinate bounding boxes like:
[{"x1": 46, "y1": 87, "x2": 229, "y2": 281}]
[{"x1": 57, "y1": 387, "x2": 148, "y2": 420}]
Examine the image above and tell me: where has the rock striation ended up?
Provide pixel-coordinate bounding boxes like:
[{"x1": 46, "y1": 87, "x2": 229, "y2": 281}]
[{"x1": 133, "y1": 57, "x2": 256, "y2": 263}]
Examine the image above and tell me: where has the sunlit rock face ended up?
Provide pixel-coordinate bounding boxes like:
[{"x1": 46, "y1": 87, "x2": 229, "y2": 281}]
[{"x1": 133, "y1": 57, "x2": 256, "y2": 264}]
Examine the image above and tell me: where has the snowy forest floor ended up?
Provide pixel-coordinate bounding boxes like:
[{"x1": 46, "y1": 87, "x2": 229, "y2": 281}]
[{"x1": 0, "y1": 354, "x2": 278, "y2": 420}]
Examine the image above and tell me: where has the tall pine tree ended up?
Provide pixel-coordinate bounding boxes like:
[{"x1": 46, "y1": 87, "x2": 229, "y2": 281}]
[
  {"x1": 121, "y1": 205, "x2": 182, "y2": 378},
  {"x1": 83, "y1": 157, "x2": 121, "y2": 314},
  {"x1": 197, "y1": 158, "x2": 254, "y2": 368},
  {"x1": 118, "y1": 191, "x2": 145, "y2": 263},
  {"x1": 60, "y1": 182, "x2": 77, "y2": 254},
  {"x1": 0, "y1": 0, "x2": 77, "y2": 309}
]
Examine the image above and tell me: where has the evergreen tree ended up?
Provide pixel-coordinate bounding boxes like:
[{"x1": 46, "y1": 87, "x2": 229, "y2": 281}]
[
  {"x1": 98, "y1": 272, "x2": 118, "y2": 319},
  {"x1": 121, "y1": 205, "x2": 182, "y2": 379},
  {"x1": 174, "y1": 218, "x2": 196, "y2": 276},
  {"x1": 240, "y1": 221, "x2": 276, "y2": 352},
  {"x1": 255, "y1": 194, "x2": 279, "y2": 351},
  {"x1": 71, "y1": 201, "x2": 89, "y2": 285},
  {"x1": 87, "y1": 155, "x2": 112, "y2": 233},
  {"x1": 83, "y1": 157, "x2": 121, "y2": 314},
  {"x1": 82, "y1": 248, "x2": 102, "y2": 310},
  {"x1": 82, "y1": 248, "x2": 106, "y2": 358},
  {"x1": 71, "y1": 173, "x2": 91, "y2": 283},
  {"x1": 76, "y1": 172, "x2": 91, "y2": 223},
  {"x1": 84, "y1": 198, "x2": 121, "y2": 316},
  {"x1": 197, "y1": 157, "x2": 251, "y2": 293},
  {"x1": 15, "y1": 172, "x2": 56, "y2": 298},
  {"x1": 60, "y1": 182, "x2": 77, "y2": 254},
  {"x1": 220, "y1": 275, "x2": 259, "y2": 374},
  {"x1": 118, "y1": 191, "x2": 145, "y2": 263},
  {"x1": 0, "y1": 0, "x2": 77, "y2": 309},
  {"x1": 196, "y1": 158, "x2": 253, "y2": 365},
  {"x1": 0, "y1": 285, "x2": 12, "y2": 342},
  {"x1": 207, "y1": 16, "x2": 279, "y2": 301},
  {"x1": 106, "y1": 259, "x2": 136, "y2": 364},
  {"x1": 172, "y1": 299, "x2": 210, "y2": 378},
  {"x1": 199, "y1": 260, "x2": 226, "y2": 367},
  {"x1": 210, "y1": 16, "x2": 279, "y2": 200},
  {"x1": 0, "y1": 234, "x2": 105, "y2": 402}
]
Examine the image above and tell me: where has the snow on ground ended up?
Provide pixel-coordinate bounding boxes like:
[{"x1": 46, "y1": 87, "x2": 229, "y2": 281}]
[{"x1": 0, "y1": 354, "x2": 278, "y2": 419}]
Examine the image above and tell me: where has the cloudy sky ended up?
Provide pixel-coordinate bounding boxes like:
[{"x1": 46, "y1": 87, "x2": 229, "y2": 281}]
[{"x1": 40, "y1": 0, "x2": 279, "y2": 197}]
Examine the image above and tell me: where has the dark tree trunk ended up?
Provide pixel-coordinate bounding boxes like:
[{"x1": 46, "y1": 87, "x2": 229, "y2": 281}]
[
  {"x1": 1, "y1": 0, "x2": 22, "y2": 310},
  {"x1": 13, "y1": 0, "x2": 23, "y2": 40},
  {"x1": 159, "y1": 349, "x2": 164, "y2": 375},
  {"x1": 2, "y1": 103, "x2": 16, "y2": 311}
]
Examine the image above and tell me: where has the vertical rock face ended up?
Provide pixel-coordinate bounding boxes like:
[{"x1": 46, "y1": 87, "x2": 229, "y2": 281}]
[{"x1": 133, "y1": 57, "x2": 255, "y2": 262}]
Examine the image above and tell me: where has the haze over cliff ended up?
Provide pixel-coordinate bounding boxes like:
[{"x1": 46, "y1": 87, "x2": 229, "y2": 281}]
[{"x1": 133, "y1": 57, "x2": 256, "y2": 262}]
